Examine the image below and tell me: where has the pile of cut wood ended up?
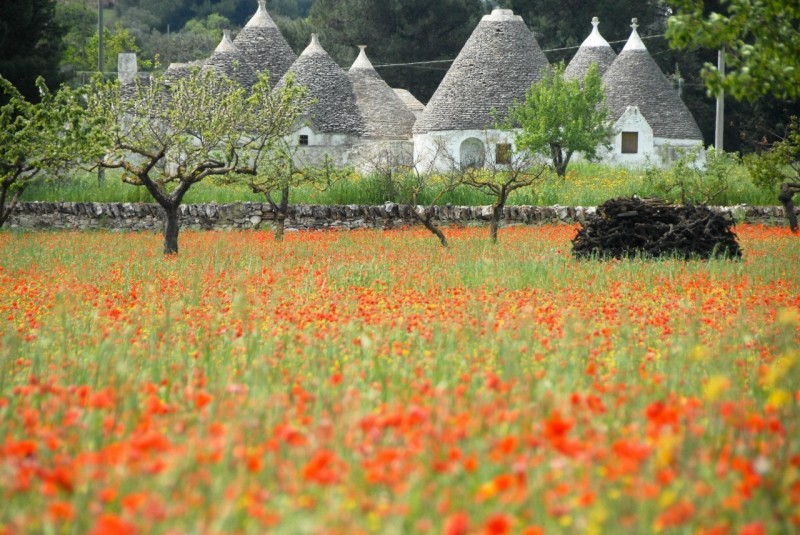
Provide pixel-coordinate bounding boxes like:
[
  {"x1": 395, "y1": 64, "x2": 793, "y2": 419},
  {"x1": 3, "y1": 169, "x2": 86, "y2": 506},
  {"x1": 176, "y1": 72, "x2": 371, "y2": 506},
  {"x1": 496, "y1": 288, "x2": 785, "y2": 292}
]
[{"x1": 572, "y1": 197, "x2": 741, "y2": 259}]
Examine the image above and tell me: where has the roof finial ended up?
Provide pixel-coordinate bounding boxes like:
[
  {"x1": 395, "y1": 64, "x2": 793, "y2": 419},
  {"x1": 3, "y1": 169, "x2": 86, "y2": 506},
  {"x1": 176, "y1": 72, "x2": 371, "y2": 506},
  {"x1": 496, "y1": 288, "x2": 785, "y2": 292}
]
[
  {"x1": 301, "y1": 33, "x2": 327, "y2": 56},
  {"x1": 580, "y1": 16, "x2": 610, "y2": 48},
  {"x1": 350, "y1": 45, "x2": 374, "y2": 71},
  {"x1": 215, "y1": 29, "x2": 237, "y2": 52},
  {"x1": 622, "y1": 17, "x2": 647, "y2": 51},
  {"x1": 257, "y1": 0, "x2": 266, "y2": 10}
]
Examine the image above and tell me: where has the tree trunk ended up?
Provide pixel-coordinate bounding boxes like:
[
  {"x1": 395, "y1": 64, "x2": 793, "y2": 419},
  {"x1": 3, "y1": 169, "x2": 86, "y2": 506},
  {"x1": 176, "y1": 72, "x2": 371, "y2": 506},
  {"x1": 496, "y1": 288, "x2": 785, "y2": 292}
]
[
  {"x1": 0, "y1": 175, "x2": 24, "y2": 229},
  {"x1": 423, "y1": 217, "x2": 448, "y2": 248},
  {"x1": 779, "y1": 182, "x2": 800, "y2": 232},
  {"x1": 273, "y1": 186, "x2": 290, "y2": 242},
  {"x1": 163, "y1": 206, "x2": 180, "y2": 255},
  {"x1": 490, "y1": 195, "x2": 507, "y2": 244},
  {"x1": 551, "y1": 144, "x2": 566, "y2": 178},
  {"x1": 410, "y1": 206, "x2": 448, "y2": 247},
  {"x1": 0, "y1": 181, "x2": 12, "y2": 229}
]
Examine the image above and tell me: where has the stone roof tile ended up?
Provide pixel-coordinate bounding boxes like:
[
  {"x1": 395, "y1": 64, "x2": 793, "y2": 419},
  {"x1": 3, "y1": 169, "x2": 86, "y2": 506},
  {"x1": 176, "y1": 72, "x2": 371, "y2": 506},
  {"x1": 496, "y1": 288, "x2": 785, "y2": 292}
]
[
  {"x1": 277, "y1": 34, "x2": 363, "y2": 136},
  {"x1": 233, "y1": 0, "x2": 297, "y2": 86},
  {"x1": 564, "y1": 17, "x2": 616, "y2": 80}
]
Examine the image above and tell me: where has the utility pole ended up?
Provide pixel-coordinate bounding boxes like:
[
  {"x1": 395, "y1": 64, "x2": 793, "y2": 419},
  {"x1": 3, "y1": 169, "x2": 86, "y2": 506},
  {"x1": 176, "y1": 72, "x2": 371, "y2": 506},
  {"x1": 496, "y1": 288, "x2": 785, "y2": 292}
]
[
  {"x1": 98, "y1": 1, "x2": 104, "y2": 74},
  {"x1": 714, "y1": 48, "x2": 725, "y2": 154},
  {"x1": 98, "y1": 0, "x2": 105, "y2": 184}
]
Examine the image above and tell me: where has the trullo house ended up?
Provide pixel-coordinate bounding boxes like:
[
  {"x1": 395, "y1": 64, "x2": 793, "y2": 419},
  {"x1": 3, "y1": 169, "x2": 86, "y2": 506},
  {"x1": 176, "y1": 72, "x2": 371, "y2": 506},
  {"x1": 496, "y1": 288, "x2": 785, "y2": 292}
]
[
  {"x1": 276, "y1": 34, "x2": 364, "y2": 166},
  {"x1": 412, "y1": 8, "x2": 550, "y2": 171},
  {"x1": 601, "y1": 19, "x2": 703, "y2": 166}
]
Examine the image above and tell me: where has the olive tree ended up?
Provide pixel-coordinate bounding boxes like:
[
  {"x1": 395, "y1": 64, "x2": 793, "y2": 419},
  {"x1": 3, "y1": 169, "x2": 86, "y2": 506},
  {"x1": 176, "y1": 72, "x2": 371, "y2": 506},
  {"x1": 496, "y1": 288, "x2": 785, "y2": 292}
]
[
  {"x1": 218, "y1": 73, "x2": 317, "y2": 242},
  {"x1": 87, "y1": 69, "x2": 307, "y2": 254},
  {"x1": 0, "y1": 76, "x2": 99, "y2": 228}
]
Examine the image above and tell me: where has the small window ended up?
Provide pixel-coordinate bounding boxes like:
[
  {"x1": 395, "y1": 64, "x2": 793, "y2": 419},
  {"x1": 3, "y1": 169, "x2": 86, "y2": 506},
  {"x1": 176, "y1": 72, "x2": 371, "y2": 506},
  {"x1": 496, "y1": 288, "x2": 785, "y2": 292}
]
[
  {"x1": 621, "y1": 132, "x2": 638, "y2": 154},
  {"x1": 495, "y1": 143, "x2": 512, "y2": 164},
  {"x1": 299, "y1": 134, "x2": 309, "y2": 146}
]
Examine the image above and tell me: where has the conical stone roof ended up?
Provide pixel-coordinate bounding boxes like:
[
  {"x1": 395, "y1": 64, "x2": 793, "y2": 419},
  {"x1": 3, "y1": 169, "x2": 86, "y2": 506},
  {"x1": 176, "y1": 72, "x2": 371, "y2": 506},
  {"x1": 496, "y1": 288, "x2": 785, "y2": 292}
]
[
  {"x1": 413, "y1": 9, "x2": 550, "y2": 134},
  {"x1": 277, "y1": 34, "x2": 363, "y2": 136},
  {"x1": 393, "y1": 89, "x2": 425, "y2": 115},
  {"x1": 203, "y1": 30, "x2": 258, "y2": 89},
  {"x1": 233, "y1": 0, "x2": 297, "y2": 86},
  {"x1": 603, "y1": 20, "x2": 702, "y2": 140},
  {"x1": 347, "y1": 46, "x2": 416, "y2": 139},
  {"x1": 564, "y1": 17, "x2": 617, "y2": 80},
  {"x1": 162, "y1": 60, "x2": 204, "y2": 87}
]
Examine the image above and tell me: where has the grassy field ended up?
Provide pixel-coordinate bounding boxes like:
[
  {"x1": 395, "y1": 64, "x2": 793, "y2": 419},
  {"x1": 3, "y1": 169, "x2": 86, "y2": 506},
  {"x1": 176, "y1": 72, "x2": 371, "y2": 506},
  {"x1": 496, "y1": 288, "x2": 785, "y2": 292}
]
[
  {"x1": 21, "y1": 160, "x2": 777, "y2": 207},
  {"x1": 1, "y1": 225, "x2": 798, "y2": 534}
]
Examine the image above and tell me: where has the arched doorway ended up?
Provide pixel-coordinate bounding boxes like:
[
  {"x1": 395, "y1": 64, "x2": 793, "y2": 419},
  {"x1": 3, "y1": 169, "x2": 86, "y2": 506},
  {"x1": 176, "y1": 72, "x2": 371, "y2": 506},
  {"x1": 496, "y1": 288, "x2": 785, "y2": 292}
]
[{"x1": 460, "y1": 138, "x2": 485, "y2": 168}]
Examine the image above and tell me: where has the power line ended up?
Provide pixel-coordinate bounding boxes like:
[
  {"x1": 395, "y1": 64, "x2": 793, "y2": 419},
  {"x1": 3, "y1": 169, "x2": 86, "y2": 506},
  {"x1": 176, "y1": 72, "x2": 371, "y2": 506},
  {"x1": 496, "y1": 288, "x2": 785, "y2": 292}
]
[{"x1": 373, "y1": 34, "x2": 666, "y2": 69}]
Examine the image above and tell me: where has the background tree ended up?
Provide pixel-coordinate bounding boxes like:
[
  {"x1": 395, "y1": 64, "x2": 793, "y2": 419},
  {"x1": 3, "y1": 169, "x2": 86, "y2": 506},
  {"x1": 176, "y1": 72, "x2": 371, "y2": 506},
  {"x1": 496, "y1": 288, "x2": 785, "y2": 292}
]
[
  {"x1": 744, "y1": 118, "x2": 800, "y2": 232},
  {"x1": 0, "y1": 0, "x2": 66, "y2": 102},
  {"x1": 509, "y1": 63, "x2": 612, "y2": 178},
  {"x1": 666, "y1": 0, "x2": 800, "y2": 102},
  {"x1": 0, "y1": 76, "x2": 100, "y2": 227},
  {"x1": 665, "y1": 0, "x2": 800, "y2": 155},
  {"x1": 87, "y1": 69, "x2": 307, "y2": 254}
]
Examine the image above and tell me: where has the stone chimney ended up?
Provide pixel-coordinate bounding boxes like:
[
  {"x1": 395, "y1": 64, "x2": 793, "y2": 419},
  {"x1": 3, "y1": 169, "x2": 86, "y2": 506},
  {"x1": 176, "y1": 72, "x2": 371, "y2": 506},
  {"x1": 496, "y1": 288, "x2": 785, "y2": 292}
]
[{"x1": 117, "y1": 53, "x2": 138, "y2": 83}]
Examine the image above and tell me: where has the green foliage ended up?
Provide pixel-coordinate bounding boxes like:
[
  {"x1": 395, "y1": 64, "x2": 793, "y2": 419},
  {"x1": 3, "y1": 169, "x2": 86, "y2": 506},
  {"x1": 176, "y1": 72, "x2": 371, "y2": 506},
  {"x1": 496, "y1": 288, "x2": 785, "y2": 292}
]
[
  {"x1": 744, "y1": 117, "x2": 800, "y2": 192},
  {"x1": 25, "y1": 159, "x2": 778, "y2": 208},
  {"x1": 183, "y1": 13, "x2": 232, "y2": 37},
  {"x1": 509, "y1": 63, "x2": 612, "y2": 177},
  {"x1": 91, "y1": 24, "x2": 146, "y2": 72},
  {"x1": 0, "y1": 75, "x2": 100, "y2": 226},
  {"x1": 0, "y1": 0, "x2": 66, "y2": 101},
  {"x1": 666, "y1": 0, "x2": 800, "y2": 101},
  {"x1": 643, "y1": 147, "x2": 746, "y2": 205}
]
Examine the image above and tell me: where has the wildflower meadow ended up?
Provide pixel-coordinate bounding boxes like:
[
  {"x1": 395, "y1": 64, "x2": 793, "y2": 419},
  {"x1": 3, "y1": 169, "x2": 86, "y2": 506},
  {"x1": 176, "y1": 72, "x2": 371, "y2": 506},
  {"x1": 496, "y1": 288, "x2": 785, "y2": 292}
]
[{"x1": 0, "y1": 224, "x2": 798, "y2": 534}]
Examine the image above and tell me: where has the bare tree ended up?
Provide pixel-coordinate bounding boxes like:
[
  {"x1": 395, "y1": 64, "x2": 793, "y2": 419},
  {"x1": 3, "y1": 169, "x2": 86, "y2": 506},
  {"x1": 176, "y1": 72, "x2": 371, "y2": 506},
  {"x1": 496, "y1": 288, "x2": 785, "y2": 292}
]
[
  {"x1": 434, "y1": 134, "x2": 549, "y2": 243},
  {"x1": 362, "y1": 141, "x2": 460, "y2": 247},
  {"x1": 229, "y1": 139, "x2": 350, "y2": 241}
]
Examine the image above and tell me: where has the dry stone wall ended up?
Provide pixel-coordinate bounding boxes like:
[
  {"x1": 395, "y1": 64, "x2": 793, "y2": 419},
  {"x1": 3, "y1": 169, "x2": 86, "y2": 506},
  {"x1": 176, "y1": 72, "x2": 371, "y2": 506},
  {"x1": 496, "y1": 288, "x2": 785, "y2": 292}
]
[{"x1": 5, "y1": 202, "x2": 791, "y2": 232}]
